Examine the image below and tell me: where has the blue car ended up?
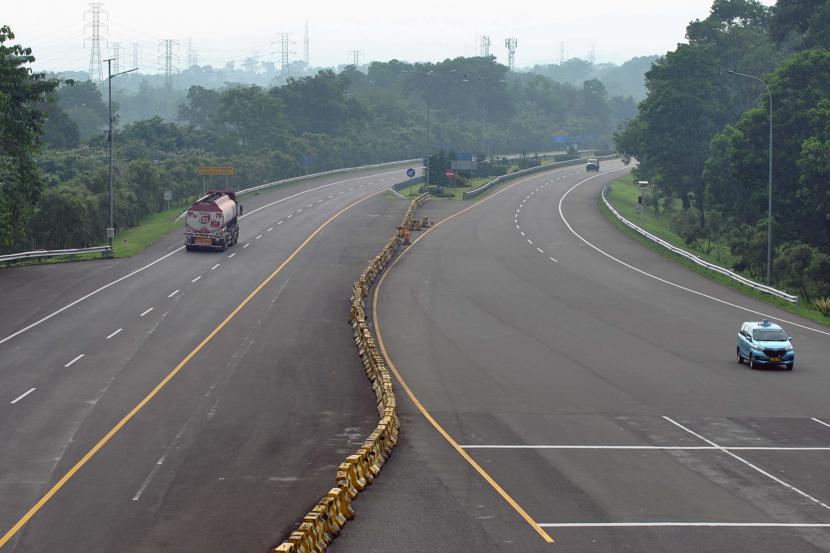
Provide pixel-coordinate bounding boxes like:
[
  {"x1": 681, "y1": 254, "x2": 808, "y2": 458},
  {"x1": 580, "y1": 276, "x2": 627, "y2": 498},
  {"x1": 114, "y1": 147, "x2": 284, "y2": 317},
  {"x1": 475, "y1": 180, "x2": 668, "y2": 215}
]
[{"x1": 737, "y1": 320, "x2": 795, "y2": 370}]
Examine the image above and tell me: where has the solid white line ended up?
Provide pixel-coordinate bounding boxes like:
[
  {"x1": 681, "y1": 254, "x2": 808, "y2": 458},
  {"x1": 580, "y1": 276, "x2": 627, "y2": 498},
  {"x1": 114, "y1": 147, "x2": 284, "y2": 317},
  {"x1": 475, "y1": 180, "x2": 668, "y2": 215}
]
[
  {"x1": 255, "y1": 234, "x2": 262, "y2": 240},
  {"x1": 557, "y1": 171, "x2": 830, "y2": 338},
  {"x1": 0, "y1": 247, "x2": 182, "y2": 346},
  {"x1": 228, "y1": 252, "x2": 237, "y2": 258},
  {"x1": 64, "y1": 353, "x2": 84, "y2": 368},
  {"x1": 266, "y1": 227, "x2": 273, "y2": 232},
  {"x1": 106, "y1": 328, "x2": 122, "y2": 340},
  {"x1": 191, "y1": 276, "x2": 201, "y2": 283},
  {"x1": 813, "y1": 418, "x2": 830, "y2": 429},
  {"x1": 211, "y1": 264, "x2": 220, "y2": 270},
  {"x1": 139, "y1": 307, "x2": 154, "y2": 317},
  {"x1": 664, "y1": 416, "x2": 830, "y2": 511},
  {"x1": 10, "y1": 388, "x2": 36, "y2": 404},
  {"x1": 243, "y1": 243, "x2": 250, "y2": 249},
  {"x1": 168, "y1": 289, "x2": 179, "y2": 298},
  {"x1": 538, "y1": 522, "x2": 830, "y2": 528},
  {"x1": 550, "y1": 257, "x2": 558, "y2": 263},
  {"x1": 0, "y1": 167, "x2": 405, "y2": 348},
  {"x1": 537, "y1": 247, "x2": 544, "y2": 254},
  {"x1": 460, "y1": 445, "x2": 830, "y2": 451}
]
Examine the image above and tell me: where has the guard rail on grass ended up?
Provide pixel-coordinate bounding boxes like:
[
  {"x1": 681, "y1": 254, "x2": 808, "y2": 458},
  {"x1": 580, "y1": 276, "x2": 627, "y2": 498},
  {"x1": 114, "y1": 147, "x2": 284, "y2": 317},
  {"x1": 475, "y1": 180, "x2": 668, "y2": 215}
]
[
  {"x1": 0, "y1": 245, "x2": 112, "y2": 265},
  {"x1": 273, "y1": 192, "x2": 431, "y2": 553},
  {"x1": 601, "y1": 184, "x2": 799, "y2": 305},
  {"x1": 463, "y1": 154, "x2": 619, "y2": 200}
]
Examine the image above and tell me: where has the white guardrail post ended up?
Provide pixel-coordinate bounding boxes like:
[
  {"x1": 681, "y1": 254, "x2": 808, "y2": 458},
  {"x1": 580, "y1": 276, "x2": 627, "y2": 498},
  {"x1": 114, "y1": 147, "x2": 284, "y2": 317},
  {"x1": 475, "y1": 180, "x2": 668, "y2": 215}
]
[{"x1": 600, "y1": 184, "x2": 799, "y2": 304}]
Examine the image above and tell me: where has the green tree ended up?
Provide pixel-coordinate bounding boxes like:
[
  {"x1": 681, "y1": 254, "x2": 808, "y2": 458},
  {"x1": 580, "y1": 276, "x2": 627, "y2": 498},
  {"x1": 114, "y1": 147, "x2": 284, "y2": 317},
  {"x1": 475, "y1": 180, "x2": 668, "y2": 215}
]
[{"x1": 0, "y1": 25, "x2": 61, "y2": 251}]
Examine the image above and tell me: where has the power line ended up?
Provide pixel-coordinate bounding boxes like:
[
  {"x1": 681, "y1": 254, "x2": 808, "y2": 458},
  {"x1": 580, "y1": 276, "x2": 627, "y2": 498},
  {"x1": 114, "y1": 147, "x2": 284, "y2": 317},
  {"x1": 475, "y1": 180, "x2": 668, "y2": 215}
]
[{"x1": 84, "y1": 2, "x2": 107, "y2": 81}]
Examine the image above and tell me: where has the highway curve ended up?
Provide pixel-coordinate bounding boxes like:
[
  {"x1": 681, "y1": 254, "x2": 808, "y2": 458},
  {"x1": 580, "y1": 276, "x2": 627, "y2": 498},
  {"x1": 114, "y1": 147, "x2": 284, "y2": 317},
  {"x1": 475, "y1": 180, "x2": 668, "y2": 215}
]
[
  {"x1": 0, "y1": 164, "x2": 415, "y2": 552},
  {"x1": 334, "y1": 161, "x2": 830, "y2": 552}
]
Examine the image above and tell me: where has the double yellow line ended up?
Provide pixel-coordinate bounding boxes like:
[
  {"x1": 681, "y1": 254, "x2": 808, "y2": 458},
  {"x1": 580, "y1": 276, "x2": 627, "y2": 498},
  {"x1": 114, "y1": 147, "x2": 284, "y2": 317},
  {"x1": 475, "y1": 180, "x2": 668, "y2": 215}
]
[{"x1": 0, "y1": 191, "x2": 380, "y2": 549}]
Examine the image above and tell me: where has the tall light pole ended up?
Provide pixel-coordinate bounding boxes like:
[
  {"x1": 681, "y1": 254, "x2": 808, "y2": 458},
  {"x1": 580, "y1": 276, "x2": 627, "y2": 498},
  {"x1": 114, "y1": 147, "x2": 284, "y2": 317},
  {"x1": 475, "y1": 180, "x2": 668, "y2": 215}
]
[
  {"x1": 105, "y1": 58, "x2": 138, "y2": 248},
  {"x1": 404, "y1": 68, "x2": 457, "y2": 192},
  {"x1": 723, "y1": 69, "x2": 773, "y2": 285}
]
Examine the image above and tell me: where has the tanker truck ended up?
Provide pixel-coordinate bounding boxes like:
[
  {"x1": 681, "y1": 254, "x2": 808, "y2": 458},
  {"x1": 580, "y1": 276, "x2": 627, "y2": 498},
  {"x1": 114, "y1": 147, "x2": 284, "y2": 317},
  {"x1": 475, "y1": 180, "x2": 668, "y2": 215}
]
[{"x1": 184, "y1": 191, "x2": 242, "y2": 251}]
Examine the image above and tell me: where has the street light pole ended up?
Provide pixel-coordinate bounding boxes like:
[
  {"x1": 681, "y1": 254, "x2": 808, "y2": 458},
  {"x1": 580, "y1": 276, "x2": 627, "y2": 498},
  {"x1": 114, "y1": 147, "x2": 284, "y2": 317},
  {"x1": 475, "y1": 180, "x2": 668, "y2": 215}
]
[
  {"x1": 104, "y1": 59, "x2": 138, "y2": 248},
  {"x1": 723, "y1": 69, "x2": 773, "y2": 285}
]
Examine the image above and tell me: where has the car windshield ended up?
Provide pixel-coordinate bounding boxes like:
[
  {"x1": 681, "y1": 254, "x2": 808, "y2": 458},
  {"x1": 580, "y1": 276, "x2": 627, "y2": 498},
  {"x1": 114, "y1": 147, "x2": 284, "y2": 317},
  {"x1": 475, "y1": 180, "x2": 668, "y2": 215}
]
[{"x1": 752, "y1": 329, "x2": 787, "y2": 341}]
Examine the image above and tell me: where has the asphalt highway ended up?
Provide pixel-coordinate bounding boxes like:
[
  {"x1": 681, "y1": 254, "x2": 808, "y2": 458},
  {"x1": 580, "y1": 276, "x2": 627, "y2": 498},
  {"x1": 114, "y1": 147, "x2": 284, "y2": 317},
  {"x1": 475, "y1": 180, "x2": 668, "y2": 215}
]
[
  {"x1": 334, "y1": 161, "x2": 830, "y2": 552},
  {"x1": 0, "y1": 164, "x2": 415, "y2": 552}
]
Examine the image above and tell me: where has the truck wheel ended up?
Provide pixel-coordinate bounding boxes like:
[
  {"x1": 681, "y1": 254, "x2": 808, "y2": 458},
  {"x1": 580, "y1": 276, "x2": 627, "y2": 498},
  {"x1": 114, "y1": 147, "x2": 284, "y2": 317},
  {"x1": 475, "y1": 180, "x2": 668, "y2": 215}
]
[{"x1": 185, "y1": 245, "x2": 193, "y2": 252}]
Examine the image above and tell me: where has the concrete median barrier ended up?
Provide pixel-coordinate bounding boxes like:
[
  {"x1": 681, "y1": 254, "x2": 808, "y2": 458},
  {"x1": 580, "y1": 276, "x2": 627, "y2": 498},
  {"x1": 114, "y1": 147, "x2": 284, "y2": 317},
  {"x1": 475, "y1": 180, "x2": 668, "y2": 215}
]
[{"x1": 272, "y1": 193, "x2": 431, "y2": 552}]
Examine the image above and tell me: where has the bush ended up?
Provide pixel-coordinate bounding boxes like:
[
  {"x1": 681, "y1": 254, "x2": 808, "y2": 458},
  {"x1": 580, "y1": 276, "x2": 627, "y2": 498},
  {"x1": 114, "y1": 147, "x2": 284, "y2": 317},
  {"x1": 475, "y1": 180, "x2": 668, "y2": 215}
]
[
  {"x1": 814, "y1": 297, "x2": 830, "y2": 317},
  {"x1": 553, "y1": 153, "x2": 579, "y2": 162}
]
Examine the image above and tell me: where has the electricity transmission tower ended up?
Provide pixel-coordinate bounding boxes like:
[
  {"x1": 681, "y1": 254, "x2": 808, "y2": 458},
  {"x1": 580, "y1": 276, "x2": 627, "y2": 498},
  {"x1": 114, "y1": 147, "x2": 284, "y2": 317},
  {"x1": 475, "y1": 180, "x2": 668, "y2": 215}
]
[
  {"x1": 158, "y1": 39, "x2": 179, "y2": 88},
  {"x1": 348, "y1": 50, "x2": 362, "y2": 68},
  {"x1": 131, "y1": 42, "x2": 139, "y2": 68},
  {"x1": 110, "y1": 41, "x2": 121, "y2": 73},
  {"x1": 186, "y1": 38, "x2": 198, "y2": 67},
  {"x1": 279, "y1": 33, "x2": 295, "y2": 72},
  {"x1": 303, "y1": 19, "x2": 310, "y2": 65},
  {"x1": 479, "y1": 35, "x2": 491, "y2": 57},
  {"x1": 504, "y1": 37, "x2": 517, "y2": 70},
  {"x1": 84, "y1": 2, "x2": 107, "y2": 81},
  {"x1": 588, "y1": 43, "x2": 596, "y2": 63}
]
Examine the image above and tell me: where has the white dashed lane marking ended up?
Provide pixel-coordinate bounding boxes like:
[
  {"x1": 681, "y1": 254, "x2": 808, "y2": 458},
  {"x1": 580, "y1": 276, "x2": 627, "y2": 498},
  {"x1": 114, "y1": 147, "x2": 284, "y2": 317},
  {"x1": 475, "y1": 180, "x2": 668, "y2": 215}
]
[
  {"x1": 191, "y1": 276, "x2": 201, "y2": 283},
  {"x1": 10, "y1": 388, "x2": 36, "y2": 404},
  {"x1": 228, "y1": 252, "x2": 237, "y2": 258},
  {"x1": 514, "y1": 178, "x2": 560, "y2": 264},
  {"x1": 255, "y1": 235, "x2": 262, "y2": 240},
  {"x1": 243, "y1": 243, "x2": 251, "y2": 249},
  {"x1": 168, "y1": 289, "x2": 180, "y2": 298},
  {"x1": 211, "y1": 264, "x2": 220, "y2": 270},
  {"x1": 64, "y1": 354, "x2": 84, "y2": 368},
  {"x1": 106, "y1": 328, "x2": 122, "y2": 340},
  {"x1": 267, "y1": 227, "x2": 273, "y2": 232},
  {"x1": 140, "y1": 307, "x2": 154, "y2": 317}
]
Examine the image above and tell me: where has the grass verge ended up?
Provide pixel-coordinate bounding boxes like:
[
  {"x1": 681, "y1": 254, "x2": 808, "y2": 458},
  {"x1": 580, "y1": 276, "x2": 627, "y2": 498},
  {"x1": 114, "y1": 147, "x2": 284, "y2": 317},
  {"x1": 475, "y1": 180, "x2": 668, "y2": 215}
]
[
  {"x1": 600, "y1": 176, "x2": 830, "y2": 328},
  {"x1": 112, "y1": 207, "x2": 184, "y2": 258}
]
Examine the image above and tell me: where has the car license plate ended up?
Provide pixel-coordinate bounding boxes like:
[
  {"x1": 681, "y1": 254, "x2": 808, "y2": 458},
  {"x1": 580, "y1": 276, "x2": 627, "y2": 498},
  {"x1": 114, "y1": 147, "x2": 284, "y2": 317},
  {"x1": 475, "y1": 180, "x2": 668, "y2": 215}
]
[
  {"x1": 195, "y1": 237, "x2": 212, "y2": 246},
  {"x1": 770, "y1": 356, "x2": 780, "y2": 362}
]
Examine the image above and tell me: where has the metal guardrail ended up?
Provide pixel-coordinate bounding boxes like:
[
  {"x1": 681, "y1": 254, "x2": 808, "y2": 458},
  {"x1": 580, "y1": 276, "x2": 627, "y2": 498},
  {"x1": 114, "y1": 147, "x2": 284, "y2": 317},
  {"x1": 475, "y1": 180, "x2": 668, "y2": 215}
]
[
  {"x1": 601, "y1": 184, "x2": 799, "y2": 305},
  {"x1": 0, "y1": 245, "x2": 112, "y2": 264},
  {"x1": 235, "y1": 158, "x2": 420, "y2": 197},
  {"x1": 463, "y1": 154, "x2": 618, "y2": 200}
]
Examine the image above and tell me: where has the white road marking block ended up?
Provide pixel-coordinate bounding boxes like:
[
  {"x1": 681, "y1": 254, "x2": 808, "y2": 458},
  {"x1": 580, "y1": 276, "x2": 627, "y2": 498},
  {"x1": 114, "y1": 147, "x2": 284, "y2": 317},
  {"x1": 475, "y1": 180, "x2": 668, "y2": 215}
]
[
  {"x1": 140, "y1": 307, "x2": 154, "y2": 317},
  {"x1": 168, "y1": 289, "x2": 180, "y2": 298},
  {"x1": 191, "y1": 276, "x2": 201, "y2": 283},
  {"x1": 10, "y1": 388, "x2": 36, "y2": 404},
  {"x1": 65, "y1": 353, "x2": 84, "y2": 367},
  {"x1": 106, "y1": 328, "x2": 123, "y2": 340},
  {"x1": 267, "y1": 227, "x2": 273, "y2": 232},
  {"x1": 255, "y1": 235, "x2": 262, "y2": 239},
  {"x1": 243, "y1": 243, "x2": 250, "y2": 249},
  {"x1": 228, "y1": 252, "x2": 237, "y2": 258},
  {"x1": 211, "y1": 264, "x2": 220, "y2": 270}
]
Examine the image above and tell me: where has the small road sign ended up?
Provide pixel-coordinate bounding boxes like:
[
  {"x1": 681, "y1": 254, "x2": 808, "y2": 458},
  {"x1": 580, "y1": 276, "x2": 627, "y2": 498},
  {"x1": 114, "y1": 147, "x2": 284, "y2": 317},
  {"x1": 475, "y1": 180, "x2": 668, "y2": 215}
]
[
  {"x1": 635, "y1": 205, "x2": 643, "y2": 214},
  {"x1": 406, "y1": 168, "x2": 416, "y2": 178},
  {"x1": 196, "y1": 166, "x2": 235, "y2": 176},
  {"x1": 445, "y1": 169, "x2": 455, "y2": 178},
  {"x1": 163, "y1": 190, "x2": 173, "y2": 201}
]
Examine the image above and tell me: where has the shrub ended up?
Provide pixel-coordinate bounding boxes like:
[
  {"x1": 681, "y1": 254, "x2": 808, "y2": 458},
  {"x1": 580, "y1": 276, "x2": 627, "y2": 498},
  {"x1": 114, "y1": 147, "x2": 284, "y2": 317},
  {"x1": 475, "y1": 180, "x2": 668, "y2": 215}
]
[{"x1": 814, "y1": 297, "x2": 830, "y2": 317}]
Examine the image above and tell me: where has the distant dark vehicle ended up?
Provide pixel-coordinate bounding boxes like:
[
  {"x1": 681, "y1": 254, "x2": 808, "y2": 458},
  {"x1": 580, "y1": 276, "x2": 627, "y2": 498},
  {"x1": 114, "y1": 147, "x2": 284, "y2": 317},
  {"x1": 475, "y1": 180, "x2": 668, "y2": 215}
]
[
  {"x1": 184, "y1": 191, "x2": 242, "y2": 251},
  {"x1": 585, "y1": 158, "x2": 600, "y2": 172}
]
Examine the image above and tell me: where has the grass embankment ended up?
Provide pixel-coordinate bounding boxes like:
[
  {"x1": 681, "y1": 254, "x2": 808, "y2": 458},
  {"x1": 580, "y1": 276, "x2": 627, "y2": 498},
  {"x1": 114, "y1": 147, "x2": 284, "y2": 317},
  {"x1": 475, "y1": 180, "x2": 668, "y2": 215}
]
[
  {"x1": 602, "y1": 175, "x2": 830, "y2": 328},
  {"x1": 112, "y1": 207, "x2": 183, "y2": 258}
]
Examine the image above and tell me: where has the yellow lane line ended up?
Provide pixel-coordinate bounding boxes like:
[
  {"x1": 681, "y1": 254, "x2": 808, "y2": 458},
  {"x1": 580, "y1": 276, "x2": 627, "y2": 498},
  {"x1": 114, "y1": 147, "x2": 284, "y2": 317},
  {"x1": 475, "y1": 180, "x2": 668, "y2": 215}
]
[
  {"x1": 0, "y1": 190, "x2": 382, "y2": 549},
  {"x1": 372, "y1": 170, "x2": 560, "y2": 544}
]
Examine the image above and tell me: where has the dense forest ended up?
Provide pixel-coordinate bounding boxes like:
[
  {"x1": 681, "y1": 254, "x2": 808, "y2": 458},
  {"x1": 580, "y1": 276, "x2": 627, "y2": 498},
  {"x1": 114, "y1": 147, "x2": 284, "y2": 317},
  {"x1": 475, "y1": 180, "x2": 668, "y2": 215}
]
[
  {"x1": 616, "y1": 0, "x2": 830, "y2": 299},
  {"x1": 2, "y1": 24, "x2": 648, "y2": 253}
]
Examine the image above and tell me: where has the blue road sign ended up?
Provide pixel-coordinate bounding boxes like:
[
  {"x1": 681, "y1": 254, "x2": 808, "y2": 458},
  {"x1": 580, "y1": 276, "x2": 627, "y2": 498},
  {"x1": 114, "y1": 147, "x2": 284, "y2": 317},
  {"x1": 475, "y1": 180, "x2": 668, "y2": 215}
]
[
  {"x1": 406, "y1": 167, "x2": 416, "y2": 178},
  {"x1": 302, "y1": 154, "x2": 312, "y2": 164}
]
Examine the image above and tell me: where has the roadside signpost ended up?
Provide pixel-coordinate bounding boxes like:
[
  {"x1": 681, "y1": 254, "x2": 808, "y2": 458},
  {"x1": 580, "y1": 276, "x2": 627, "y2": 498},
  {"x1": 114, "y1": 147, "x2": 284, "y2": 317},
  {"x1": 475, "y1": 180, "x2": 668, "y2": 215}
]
[
  {"x1": 406, "y1": 168, "x2": 416, "y2": 178},
  {"x1": 638, "y1": 180, "x2": 649, "y2": 228},
  {"x1": 197, "y1": 165, "x2": 235, "y2": 194},
  {"x1": 445, "y1": 168, "x2": 455, "y2": 187},
  {"x1": 163, "y1": 190, "x2": 172, "y2": 211}
]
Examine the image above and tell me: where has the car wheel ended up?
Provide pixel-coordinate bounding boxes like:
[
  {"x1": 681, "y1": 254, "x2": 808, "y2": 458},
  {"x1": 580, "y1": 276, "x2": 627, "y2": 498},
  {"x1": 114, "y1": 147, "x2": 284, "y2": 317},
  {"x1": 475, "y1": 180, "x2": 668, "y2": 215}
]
[
  {"x1": 749, "y1": 353, "x2": 756, "y2": 369},
  {"x1": 786, "y1": 362, "x2": 794, "y2": 370},
  {"x1": 737, "y1": 347, "x2": 743, "y2": 364}
]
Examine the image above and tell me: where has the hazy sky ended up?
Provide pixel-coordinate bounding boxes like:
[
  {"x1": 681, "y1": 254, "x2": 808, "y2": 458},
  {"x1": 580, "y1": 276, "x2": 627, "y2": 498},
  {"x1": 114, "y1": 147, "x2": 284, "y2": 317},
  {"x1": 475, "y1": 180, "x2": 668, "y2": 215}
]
[{"x1": 7, "y1": 0, "x2": 776, "y2": 73}]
